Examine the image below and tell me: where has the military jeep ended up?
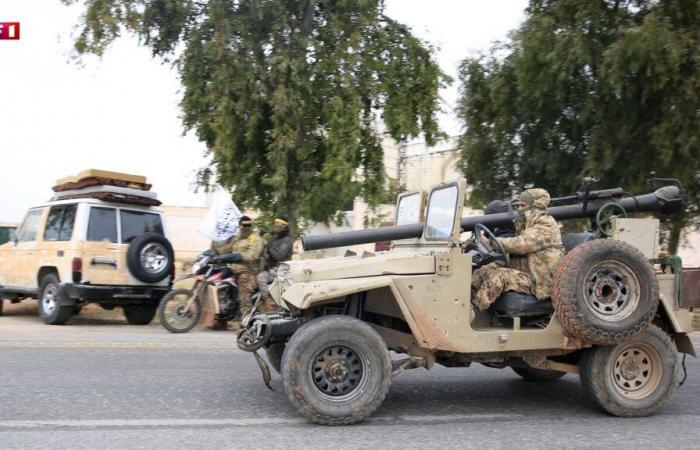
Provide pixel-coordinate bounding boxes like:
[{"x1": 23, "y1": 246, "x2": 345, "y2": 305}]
[{"x1": 238, "y1": 179, "x2": 699, "y2": 425}]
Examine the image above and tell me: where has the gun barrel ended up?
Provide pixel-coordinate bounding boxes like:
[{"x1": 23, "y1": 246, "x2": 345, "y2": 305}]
[{"x1": 302, "y1": 185, "x2": 683, "y2": 251}]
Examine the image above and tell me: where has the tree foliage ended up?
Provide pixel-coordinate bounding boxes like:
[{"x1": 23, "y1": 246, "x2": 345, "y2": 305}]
[
  {"x1": 458, "y1": 0, "x2": 700, "y2": 251},
  {"x1": 64, "y1": 0, "x2": 447, "y2": 229}
]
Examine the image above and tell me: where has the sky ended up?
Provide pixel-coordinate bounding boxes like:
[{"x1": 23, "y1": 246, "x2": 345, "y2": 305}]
[{"x1": 0, "y1": 0, "x2": 527, "y2": 223}]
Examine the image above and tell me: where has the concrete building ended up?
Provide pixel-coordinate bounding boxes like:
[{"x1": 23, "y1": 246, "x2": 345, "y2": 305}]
[{"x1": 161, "y1": 206, "x2": 210, "y2": 262}]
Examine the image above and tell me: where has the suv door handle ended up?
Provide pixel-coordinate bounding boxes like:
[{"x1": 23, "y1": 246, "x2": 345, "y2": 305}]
[{"x1": 91, "y1": 257, "x2": 117, "y2": 267}]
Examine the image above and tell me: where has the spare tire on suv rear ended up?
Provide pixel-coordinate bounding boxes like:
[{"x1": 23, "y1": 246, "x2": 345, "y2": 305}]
[
  {"x1": 126, "y1": 232, "x2": 174, "y2": 283},
  {"x1": 552, "y1": 239, "x2": 658, "y2": 345}
]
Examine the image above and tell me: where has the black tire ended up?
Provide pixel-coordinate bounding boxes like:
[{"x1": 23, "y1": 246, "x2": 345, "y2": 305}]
[
  {"x1": 281, "y1": 315, "x2": 392, "y2": 425},
  {"x1": 123, "y1": 305, "x2": 157, "y2": 325},
  {"x1": 579, "y1": 325, "x2": 678, "y2": 417},
  {"x1": 38, "y1": 274, "x2": 75, "y2": 325},
  {"x1": 126, "y1": 233, "x2": 174, "y2": 283},
  {"x1": 157, "y1": 289, "x2": 201, "y2": 333},
  {"x1": 266, "y1": 342, "x2": 286, "y2": 374},
  {"x1": 552, "y1": 239, "x2": 659, "y2": 345},
  {"x1": 512, "y1": 366, "x2": 566, "y2": 382}
]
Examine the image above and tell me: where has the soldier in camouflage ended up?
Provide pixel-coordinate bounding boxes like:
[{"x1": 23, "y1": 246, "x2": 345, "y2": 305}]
[
  {"x1": 472, "y1": 188, "x2": 564, "y2": 312},
  {"x1": 256, "y1": 216, "x2": 294, "y2": 313},
  {"x1": 212, "y1": 215, "x2": 265, "y2": 329}
]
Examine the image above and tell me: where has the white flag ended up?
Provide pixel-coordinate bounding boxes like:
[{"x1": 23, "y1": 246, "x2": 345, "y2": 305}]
[{"x1": 200, "y1": 191, "x2": 242, "y2": 242}]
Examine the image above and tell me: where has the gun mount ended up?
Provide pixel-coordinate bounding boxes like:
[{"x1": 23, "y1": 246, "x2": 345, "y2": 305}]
[{"x1": 302, "y1": 185, "x2": 684, "y2": 251}]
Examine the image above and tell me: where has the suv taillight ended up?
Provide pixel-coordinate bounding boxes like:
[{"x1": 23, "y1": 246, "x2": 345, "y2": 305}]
[{"x1": 72, "y1": 257, "x2": 82, "y2": 283}]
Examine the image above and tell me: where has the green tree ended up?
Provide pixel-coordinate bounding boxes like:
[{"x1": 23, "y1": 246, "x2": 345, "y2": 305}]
[
  {"x1": 65, "y1": 0, "x2": 447, "y2": 231},
  {"x1": 458, "y1": 0, "x2": 700, "y2": 252}
]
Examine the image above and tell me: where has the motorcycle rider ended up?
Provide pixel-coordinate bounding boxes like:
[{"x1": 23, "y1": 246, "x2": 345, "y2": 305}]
[
  {"x1": 256, "y1": 216, "x2": 294, "y2": 312},
  {"x1": 212, "y1": 215, "x2": 264, "y2": 331}
]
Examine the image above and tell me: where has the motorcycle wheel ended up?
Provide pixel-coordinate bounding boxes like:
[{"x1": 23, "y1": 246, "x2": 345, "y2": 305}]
[{"x1": 158, "y1": 288, "x2": 202, "y2": 333}]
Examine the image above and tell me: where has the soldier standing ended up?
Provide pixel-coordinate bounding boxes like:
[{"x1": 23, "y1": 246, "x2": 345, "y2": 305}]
[
  {"x1": 256, "y1": 216, "x2": 294, "y2": 312},
  {"x1": 212, "y1": 215, "x2": 264, "y2": 330},
  {"x1": 471, "y1": 188, "x2": 564, "y2": 312}
]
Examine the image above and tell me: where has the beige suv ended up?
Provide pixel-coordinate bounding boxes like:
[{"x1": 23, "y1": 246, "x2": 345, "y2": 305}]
[{"x1": 0, "y1": 198, "x2": 174, "y2": 324}]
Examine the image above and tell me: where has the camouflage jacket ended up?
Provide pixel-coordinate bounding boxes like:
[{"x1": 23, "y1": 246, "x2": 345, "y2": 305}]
[
  {"x1": 497, "y1": 190, "x2": 564, "y2": 299},
  {"x1": 212, "y1": 231, "x2": 264, "y2": 274}
]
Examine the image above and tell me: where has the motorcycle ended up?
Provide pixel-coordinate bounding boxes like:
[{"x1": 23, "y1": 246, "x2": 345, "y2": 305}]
[{"x1": 157, "y1": 250, "x2": 258, "y2": 333}]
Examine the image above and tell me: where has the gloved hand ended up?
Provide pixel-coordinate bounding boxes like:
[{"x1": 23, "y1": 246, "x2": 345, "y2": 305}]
[{"x1": 212, "y1": 253, "x2": 243, "y2": 264}]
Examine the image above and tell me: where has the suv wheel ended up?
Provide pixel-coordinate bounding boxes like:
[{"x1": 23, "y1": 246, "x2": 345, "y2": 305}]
[
  {"x1": 126, "y1": 233, "x2": 174, "y2": 283},
  {"x1": 123, "y1": 304, "x2": 158, "y2": 325},
  {"x1": 38, "y1": 274, "x2": 75, "y2": 325},
  {"x1": 580, "y1": 325, "x2": 678, "y2": 417},
  {"x1": 281, "y1": 315, "x2": 392, "y2": 425}
]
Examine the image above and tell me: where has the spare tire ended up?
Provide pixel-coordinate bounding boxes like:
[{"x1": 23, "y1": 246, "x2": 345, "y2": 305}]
[
  {"x1": 126, "y1": 232, "x2": 174, "y2": 283},
  {"x1": 552, "y1": 239, "x2": 658, "y2": 345}
]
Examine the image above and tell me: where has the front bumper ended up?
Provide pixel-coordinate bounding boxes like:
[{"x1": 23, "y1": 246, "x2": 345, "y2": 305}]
[{"x1": 62, "y1": 283, "x2": 170, "y2": 305}]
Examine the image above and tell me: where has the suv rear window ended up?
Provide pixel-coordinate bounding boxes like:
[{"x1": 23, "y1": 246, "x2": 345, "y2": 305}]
[
  {"x1": 87, "y1": 207, "x2": 117, "y2": 243},
  {"x1": 44, "y1": 204, "x2": 78, "y2": 241},
  {"x1": 120, "y1": 210, "x2": 163, "y2": 243}
]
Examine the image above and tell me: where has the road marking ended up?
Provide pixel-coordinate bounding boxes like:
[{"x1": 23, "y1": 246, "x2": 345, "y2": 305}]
[
  {"x1": 0, "y1": 414, "x2": 521, "y2": 430},
  {"x1": 0, "y1": 341, "x2": 698, "y2": 350},
  {"x1": 0, "y1": 342, "x2": 237, "y2": 350}
]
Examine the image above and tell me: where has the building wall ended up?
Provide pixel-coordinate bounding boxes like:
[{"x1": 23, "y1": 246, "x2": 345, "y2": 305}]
[{"x1": 161, "y1": 206, "x2": 211, "y2": 262}]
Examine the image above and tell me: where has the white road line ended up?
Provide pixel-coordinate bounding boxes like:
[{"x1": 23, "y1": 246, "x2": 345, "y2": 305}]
[
  {"x1": 0, "y1": 414, "x2": 520, "y2": 429},
  {"x1": 0, "y1": 342, "x2": 236, "y2": 349}
]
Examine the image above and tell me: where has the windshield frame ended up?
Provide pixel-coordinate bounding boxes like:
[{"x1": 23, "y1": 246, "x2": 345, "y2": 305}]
[{"x1": 423, "y1": 182, "x2": 460, "y2": 241}]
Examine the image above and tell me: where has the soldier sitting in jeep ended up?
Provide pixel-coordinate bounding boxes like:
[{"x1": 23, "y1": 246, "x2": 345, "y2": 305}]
[{"x1": 472, "y1": 188, "x2": 564, "y2": 318}]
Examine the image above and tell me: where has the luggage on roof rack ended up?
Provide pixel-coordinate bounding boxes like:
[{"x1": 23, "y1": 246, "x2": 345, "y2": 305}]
[
  {"x1": 53, "y1": 169, "x2": 151, "y2": 192},
  {"x1": 51, "y1": 169, "x2": 160, "y2": 206}
]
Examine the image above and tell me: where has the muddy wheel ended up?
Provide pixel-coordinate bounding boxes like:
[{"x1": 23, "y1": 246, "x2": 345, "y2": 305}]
[
  {"x1": 38, "y1": 274, "x2": 75, "y2": 325},
  {"x1": 512, "y1": 366, "x2": 566, "y2": 382},
  {"x1": 157, "y1": 289, "x2": 201, "y2": 333},
  {"x1": 281, "y1": 315, "x2": 392, "y2": 425},
  {"x1": 580, "y1": 325, "x2": 678, "y2": 417},
  {"x1": 553, "y1": 239, "x2": 658, "y2": 345},
  {"x1": 266, "y1": 342, "x2": 285, "y2": 374}
]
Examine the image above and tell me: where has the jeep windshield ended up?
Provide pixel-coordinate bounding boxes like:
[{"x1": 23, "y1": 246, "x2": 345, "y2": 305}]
[{"x1": 424, "y1": 184, "x2": 459, "y2": 240}]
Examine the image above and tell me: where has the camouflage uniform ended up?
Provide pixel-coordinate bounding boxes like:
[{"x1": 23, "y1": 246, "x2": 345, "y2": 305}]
[
  {"x1": 256, "y1": 229, "x2": 294, "y2": 312},
  {"x1": 472, "y1": 188, "x2": 564, "y2": 311},
  {"x1": 213, "y1": 229, "x2": 264, "y2": 318}
]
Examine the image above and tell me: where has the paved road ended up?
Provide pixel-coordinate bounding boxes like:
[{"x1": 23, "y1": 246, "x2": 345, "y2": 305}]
[{"x1": 1, "y1": 301, "x2": 699, "y2": 449}]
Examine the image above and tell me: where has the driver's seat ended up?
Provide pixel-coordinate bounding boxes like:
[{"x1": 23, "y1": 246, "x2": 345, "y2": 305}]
[{"x1": 490, "y1": 291, "x2": 553, "y2": 318}]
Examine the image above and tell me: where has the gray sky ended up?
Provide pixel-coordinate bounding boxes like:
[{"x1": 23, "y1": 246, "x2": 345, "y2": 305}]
[{"x1": 0, "y1": 0, "x2": 526, "y2": 223}]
